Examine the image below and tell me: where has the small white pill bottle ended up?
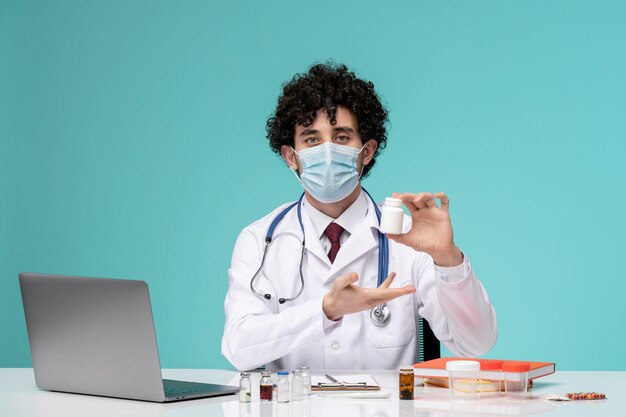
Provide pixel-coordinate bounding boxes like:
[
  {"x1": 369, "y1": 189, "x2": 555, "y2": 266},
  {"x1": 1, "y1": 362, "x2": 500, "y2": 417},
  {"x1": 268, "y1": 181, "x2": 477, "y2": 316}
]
[{"x1": 380, "y1": 197, "x2": 404, "y2": 234}]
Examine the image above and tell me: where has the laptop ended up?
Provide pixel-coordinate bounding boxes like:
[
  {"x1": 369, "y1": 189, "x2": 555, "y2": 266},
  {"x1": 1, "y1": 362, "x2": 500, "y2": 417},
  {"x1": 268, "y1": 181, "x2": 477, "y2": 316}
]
[{"x1": 19, "y1": 272, "x2": 239, "y2": 402}]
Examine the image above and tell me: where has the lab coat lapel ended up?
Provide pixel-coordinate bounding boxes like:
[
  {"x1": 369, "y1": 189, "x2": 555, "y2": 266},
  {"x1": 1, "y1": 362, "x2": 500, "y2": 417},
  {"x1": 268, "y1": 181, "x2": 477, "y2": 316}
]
[
  {"x1": 300, "y1": 209, "x2": 333, "y2": 268},
  {"x1": 327, "y1": 204, "x2": 380, "y2": 280}
]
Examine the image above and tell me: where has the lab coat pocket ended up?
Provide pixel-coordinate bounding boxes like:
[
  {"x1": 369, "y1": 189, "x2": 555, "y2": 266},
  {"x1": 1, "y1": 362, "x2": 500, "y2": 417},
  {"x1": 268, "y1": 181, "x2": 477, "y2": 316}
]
[{"x1": 366, "y1": 280, "x2": 416, "y2": 348}]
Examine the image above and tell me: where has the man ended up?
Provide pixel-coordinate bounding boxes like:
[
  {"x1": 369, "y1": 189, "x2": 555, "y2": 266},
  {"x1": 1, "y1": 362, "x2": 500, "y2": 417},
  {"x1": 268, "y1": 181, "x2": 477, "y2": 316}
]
[{"x1": 222, "y1": 63, "x2": 497, "y2": 371}]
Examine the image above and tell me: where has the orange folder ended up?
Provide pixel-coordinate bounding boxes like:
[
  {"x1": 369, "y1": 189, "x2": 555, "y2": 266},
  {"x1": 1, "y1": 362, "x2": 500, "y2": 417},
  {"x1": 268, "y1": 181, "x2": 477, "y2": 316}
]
[{"x1": 413, "y1": 357, "x2": 556, "y2": 381}]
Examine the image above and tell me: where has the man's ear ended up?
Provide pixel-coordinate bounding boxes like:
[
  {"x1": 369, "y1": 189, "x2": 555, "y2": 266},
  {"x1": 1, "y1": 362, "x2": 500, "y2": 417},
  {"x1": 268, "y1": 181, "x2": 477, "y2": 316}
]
[
  {"x1": 363, "y1": 139, "x2": 378, "y2": 165},
  {"x1": 281, "y1": 145, "x2": 299, "y2": 170}
]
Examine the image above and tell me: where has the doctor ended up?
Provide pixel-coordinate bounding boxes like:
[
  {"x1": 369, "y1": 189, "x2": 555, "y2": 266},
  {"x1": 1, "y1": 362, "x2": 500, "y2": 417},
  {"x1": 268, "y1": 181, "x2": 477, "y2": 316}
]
[{"x1": 222, "y1": 63, "x2": 497, "y2": 371}]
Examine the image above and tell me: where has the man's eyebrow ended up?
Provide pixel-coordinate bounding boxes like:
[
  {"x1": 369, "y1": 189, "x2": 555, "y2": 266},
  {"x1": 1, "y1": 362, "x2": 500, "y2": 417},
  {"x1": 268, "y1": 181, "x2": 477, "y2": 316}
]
[
  {"x1": 298, "y1": 126, "x2": 356, "y2": 137},
  {"x1": 299, "y1": 128, "x2": 319, "y2": 137},
  {"x1": 333, "y1": 126, "x2": 356, "y2": 133}
]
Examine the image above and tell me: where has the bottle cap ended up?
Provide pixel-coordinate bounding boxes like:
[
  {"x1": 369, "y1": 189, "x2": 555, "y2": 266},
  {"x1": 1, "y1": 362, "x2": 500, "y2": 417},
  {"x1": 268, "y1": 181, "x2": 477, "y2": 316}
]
[
  {"x1": 384, "y1": 197, "x2": 403, "y2": 207},
  {"x1": 277, "y1": 371, "x2": 289, "y2": 376},
  {"x1": 480, "y1": 360, "x2": 503, "y2": 371},
  {"x1": 502, "y1": 362, "x2": 531, "y2": 372},
  {"x1": 445, "y1": 360, "x2": 480, "y2": 372},
  {"x1": 261, "y1": 371, "x2": 271, "y2": 376},
  {"x1": 400, "y1": 367, "x2": 414, "y2": 373},
  {"x1": 240, "y1": 372, "x2": 251, "y2": 377}
]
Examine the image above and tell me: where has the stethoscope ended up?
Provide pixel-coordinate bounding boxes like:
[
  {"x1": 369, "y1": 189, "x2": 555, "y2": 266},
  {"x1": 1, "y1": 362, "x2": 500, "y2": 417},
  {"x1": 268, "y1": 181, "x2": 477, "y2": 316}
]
[{"x1": 249, "y1": 188, "x2": 391, "y2": 326}]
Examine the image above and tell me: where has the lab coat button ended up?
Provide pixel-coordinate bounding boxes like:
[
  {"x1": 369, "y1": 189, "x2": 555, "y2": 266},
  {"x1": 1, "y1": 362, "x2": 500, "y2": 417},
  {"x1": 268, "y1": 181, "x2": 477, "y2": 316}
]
[{"x1": 330, "y1": 341, "x2": 341, "y2": 351}]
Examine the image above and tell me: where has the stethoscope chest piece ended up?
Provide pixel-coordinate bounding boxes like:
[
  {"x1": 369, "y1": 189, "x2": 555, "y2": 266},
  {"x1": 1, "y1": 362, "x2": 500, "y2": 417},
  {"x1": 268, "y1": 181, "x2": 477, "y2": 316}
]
[{"x1": 370, "y1": 303, "x2": 391, "y2": 326}]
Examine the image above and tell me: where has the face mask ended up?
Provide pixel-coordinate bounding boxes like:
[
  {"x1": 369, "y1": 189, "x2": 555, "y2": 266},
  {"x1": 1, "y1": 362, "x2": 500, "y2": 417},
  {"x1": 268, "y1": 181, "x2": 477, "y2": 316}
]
[{"x1": 290, "y1": 142, "x2": 365, "y2": 203}]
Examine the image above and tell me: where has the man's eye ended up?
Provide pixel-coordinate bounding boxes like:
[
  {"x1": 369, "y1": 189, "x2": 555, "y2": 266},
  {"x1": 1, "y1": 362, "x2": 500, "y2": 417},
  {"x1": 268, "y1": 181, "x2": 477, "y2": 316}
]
[
  {"x1": 336, "y1": 135, "x2": 349, "y2": 142},
  {"x1": 305, "y1": 137, "x2": 318, "y2": 144}
]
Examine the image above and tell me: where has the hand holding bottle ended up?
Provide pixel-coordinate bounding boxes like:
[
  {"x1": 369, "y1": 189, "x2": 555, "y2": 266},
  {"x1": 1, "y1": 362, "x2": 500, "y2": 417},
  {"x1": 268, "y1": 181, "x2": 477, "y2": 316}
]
[{"x1": 386, "y1": 192, "x2": 463, "y2": 267}]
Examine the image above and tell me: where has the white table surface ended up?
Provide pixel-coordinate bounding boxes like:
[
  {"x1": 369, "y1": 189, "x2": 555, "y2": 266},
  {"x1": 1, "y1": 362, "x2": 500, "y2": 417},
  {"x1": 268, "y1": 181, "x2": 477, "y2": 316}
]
[{"x1": 1, "y1": 368, "x2": 624, "y2": 417}]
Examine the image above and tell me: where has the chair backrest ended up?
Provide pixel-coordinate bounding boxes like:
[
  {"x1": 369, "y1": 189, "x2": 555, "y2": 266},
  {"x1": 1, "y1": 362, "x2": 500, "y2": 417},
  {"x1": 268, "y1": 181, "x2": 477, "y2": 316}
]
[{"x1": 418, "y1": 317, "x2": 441, "y2": 363}]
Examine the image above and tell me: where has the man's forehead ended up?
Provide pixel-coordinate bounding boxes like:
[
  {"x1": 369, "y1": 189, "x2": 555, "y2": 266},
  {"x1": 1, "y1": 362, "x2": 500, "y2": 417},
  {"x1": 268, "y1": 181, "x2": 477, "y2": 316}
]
[{"x1": 295, "y1": 106, "x2": 358, "y2": 129}]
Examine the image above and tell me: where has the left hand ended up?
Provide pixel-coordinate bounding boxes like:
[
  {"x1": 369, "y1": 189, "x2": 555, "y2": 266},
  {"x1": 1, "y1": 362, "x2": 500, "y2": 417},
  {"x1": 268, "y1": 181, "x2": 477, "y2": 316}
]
[{"x1": 386, "y1": 192, "x2": 463, "y2": 267}]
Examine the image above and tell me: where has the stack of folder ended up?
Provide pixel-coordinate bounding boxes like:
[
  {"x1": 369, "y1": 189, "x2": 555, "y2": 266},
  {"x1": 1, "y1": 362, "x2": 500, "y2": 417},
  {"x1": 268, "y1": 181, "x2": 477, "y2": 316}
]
[{"x1": 413, "y1": 357, "x2": 556, "y2": 392}]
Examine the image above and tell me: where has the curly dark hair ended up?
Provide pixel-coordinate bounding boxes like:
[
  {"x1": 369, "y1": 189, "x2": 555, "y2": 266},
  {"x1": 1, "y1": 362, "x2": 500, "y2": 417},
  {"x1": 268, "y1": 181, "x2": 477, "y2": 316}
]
[{"x1": 265, "y1": 62, "x2": 389, "y2": 177}]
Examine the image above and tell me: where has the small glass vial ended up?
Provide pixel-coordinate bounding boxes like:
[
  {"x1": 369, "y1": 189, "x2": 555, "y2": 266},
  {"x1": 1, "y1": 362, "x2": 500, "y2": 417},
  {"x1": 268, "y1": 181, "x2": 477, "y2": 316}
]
[
  {"x1": 276, "y1": 371, "x2": 290, "y2": 403},
  {"x1": 291, "y1": 369, "x2": 303, "y2": 401},
  {"x1": 300, "y1": 366, "x2": 311, "y2": 396},
  {"x1": 380, "y1": 197, "x2": 404, "y2": 234},
  {"x1": 239, "y1": 372, "x2": 252, "y2": 403},
  {"x1": 259, "y1": 371, "x2": 273, "y2": 402},
  {"x1": 399, "y1": 367, "x2": 414, "y2": 400}
]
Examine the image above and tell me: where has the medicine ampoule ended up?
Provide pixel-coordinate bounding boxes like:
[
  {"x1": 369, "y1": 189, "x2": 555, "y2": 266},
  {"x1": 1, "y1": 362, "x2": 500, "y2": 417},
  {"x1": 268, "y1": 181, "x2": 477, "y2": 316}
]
[
  {"x1": 259, "y1": 371, "x2": 273, "y2": 402},
  {"x1": 380, "y1": 197, "x2": 404, "y2": 234}
]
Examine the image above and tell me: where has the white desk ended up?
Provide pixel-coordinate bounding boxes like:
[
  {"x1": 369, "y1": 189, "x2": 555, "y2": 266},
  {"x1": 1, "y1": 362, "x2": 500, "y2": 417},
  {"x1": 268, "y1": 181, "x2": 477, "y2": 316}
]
[{"x1": 1, "y1": 369, "x2": 624, "y2": 417}]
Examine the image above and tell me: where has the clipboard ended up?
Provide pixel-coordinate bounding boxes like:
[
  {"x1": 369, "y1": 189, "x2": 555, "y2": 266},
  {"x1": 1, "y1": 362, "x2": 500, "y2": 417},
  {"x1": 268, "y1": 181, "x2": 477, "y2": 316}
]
[{"x1": 311, "y1": 374, "x2": 381, "y2": 391}]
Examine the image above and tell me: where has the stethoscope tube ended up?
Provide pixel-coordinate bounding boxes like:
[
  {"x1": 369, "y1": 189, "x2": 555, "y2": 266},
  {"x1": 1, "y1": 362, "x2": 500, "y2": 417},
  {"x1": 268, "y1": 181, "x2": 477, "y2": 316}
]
[
  {"x1": 250, "y1": 190, "x2": 392, "y2": 325},
  {"x1": 362, "y1": 188, "x2": 392, "y2": 326},
  {"x1": 249, "y1": 238, "x2": 306, "y2": 304},
  {"x1": 250, "y1": 196, "x2": 306, "y2": 304}
]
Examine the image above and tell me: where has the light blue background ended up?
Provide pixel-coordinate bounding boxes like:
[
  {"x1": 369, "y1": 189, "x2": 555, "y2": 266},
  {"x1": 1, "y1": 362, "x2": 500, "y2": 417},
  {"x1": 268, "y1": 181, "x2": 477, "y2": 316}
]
[{"x1": 2, "y1": 0, "x2": 625, "y2": 370}]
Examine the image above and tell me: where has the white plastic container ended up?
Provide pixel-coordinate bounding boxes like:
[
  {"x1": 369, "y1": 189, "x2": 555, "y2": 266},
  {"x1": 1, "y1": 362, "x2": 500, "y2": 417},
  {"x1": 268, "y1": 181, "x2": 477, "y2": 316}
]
[
  {"x1": 478, "y1": 360, "x2": 503, "y2": 397},
  {"x1": 446, "y1": 360, "x2": 480, "y2": 401},
  {"x1": 503, "y1": 362, "x2": 530, "y2": 400},
  {"x1": 380, "y1": 197, "x2": 404, "y2": 234}
]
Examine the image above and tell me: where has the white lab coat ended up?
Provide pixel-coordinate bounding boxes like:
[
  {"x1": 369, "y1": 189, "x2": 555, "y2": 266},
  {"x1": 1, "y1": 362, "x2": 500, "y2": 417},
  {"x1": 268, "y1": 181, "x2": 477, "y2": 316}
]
[{"x1": 222, "y1": 196, "x2": 497, "y2": 371}]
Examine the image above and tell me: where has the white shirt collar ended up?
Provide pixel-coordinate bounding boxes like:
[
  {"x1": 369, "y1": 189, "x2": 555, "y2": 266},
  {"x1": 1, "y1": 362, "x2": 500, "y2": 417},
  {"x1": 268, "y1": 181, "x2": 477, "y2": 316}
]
[{"x1": 302, "y1": 189, "x2": 369, "y2": 240}]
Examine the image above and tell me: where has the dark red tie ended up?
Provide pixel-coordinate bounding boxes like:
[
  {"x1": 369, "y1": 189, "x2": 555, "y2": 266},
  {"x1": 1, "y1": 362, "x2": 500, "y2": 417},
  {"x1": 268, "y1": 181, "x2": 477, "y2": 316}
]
[{"x1": 324, "y1": 222, "x2": 345, "y2": 263}]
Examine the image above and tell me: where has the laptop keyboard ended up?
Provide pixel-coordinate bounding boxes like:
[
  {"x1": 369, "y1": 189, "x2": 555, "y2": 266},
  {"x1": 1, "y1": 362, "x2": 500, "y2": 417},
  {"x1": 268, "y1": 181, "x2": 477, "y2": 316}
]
[
  {"x1": 164, "y1": 387, "x2": 199, "y2": 396},
  {"x1": 162, "y1": 378, "x2": 239, "y2": 400},
  {"x1": 163, "y1": 380, "x2": 202, "y2": 397}
]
